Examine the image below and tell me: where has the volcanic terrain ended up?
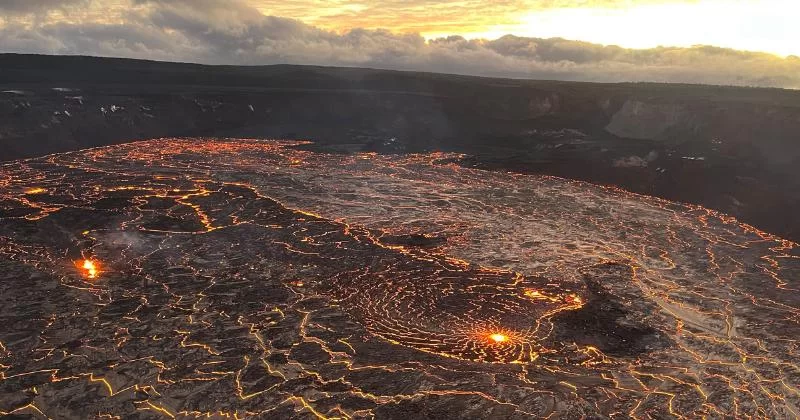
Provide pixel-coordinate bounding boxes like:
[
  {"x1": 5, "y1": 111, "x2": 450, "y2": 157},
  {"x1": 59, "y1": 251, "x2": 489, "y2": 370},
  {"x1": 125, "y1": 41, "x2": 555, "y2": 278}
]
[{"x1": 0, "y1": 138, "x2": 798, "y2": 418}]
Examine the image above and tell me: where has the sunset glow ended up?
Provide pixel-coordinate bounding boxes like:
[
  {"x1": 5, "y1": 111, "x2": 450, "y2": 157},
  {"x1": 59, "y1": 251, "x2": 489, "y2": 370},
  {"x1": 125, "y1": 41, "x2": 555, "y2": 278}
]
[
  {"x1": 3, "y1": 0, "x2": 796, "y2": 57},
  {"x1": 253, "y1": 0, "x2": 798, "y2": 57},
  {"x1": 1, "y1": 0, "x2": 797, "y2": 88}
]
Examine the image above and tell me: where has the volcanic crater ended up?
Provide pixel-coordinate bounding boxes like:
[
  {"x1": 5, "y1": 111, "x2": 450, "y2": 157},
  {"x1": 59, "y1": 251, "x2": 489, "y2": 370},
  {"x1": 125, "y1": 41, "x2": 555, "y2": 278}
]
[{"x1": 0, "y1": 138, "x2": 798, "y2": 418}]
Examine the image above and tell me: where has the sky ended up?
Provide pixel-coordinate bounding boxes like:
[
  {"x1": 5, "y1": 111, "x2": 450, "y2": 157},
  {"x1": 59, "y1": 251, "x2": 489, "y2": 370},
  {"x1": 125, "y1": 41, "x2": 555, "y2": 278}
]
[{"x1": 1, "y1": 0, "x2": 798, "y2": 88}]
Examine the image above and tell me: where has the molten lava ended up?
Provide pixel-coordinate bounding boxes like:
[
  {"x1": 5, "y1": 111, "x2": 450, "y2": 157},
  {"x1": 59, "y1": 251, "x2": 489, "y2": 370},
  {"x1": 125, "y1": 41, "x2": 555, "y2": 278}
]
[
  {"x1": 80, "y1": 259, "x2": 99, "y2": 279},
  {"x1": 524, "y1": 289, "x2": 543, "y2": 298},
  {"x1": 489, "y1": 333, "x2": 508, "y2": 343},
  {"x1": 566, "y1": 295, "x2": 583, "y2": 305},
  {"x1": 524, "y1": 289, "x2": 555, "y2": 301}
]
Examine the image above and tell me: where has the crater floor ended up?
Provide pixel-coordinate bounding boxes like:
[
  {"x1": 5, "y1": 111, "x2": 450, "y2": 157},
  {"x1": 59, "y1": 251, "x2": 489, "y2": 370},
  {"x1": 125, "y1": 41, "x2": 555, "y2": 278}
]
[{"x1": 1, "y1": 139, "x2": 798, "y2": 419}]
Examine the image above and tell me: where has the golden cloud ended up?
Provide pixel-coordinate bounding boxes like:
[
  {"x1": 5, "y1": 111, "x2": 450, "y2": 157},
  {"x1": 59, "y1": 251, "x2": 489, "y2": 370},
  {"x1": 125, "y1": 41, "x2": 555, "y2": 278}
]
[{"x1": 0, "y1": 0, "x2": 797, "y2": 88}]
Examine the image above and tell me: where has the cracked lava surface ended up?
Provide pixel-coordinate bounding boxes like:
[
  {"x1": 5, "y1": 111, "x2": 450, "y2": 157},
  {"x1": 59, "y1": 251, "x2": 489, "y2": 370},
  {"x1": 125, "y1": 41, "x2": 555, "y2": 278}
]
[{"x1": 1, "y1": 138, "x2": 799, "y2": 419}]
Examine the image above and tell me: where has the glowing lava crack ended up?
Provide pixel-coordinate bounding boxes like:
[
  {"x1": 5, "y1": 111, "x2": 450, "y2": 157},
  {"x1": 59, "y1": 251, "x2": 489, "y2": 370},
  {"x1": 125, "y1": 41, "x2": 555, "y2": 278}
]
[{"x1": 0, "y1": 138, "x2": 798, "y2": 419}]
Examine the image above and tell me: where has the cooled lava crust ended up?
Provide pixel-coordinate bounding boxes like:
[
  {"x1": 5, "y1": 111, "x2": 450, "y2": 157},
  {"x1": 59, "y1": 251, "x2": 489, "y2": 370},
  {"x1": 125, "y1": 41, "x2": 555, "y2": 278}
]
[{"x1": 1, "y1": 139, "x2": 798, "y2": 418}]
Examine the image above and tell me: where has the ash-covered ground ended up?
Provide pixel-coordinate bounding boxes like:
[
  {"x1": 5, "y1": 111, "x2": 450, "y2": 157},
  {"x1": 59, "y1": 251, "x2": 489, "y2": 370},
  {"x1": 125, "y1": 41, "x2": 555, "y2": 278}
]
[{"x1": 1, "y1": 139, "x2": 798, "y2": 419}]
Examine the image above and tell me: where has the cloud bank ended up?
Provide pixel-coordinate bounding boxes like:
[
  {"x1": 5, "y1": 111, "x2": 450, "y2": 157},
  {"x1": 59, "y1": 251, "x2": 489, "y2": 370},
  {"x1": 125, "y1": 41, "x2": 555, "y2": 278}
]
[{"x1": 1, "y1": 0, "x2": 798, "y2": 88}]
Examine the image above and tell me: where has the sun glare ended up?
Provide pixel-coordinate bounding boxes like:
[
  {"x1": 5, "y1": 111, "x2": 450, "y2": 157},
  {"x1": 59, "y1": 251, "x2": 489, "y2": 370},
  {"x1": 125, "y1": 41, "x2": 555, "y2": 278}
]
[{"x1": 457, "y1": 0, "x2": 799, "y2": 58}]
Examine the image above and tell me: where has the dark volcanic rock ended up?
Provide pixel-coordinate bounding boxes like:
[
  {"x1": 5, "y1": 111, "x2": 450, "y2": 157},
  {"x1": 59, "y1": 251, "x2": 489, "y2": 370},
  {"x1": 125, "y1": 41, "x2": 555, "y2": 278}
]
[
  {"x1": 551, "y1": 263, "x2": 671, "y2": 356},
  {"x1": 379, "y1": 233, "x2": 447, "y2": 248}
]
